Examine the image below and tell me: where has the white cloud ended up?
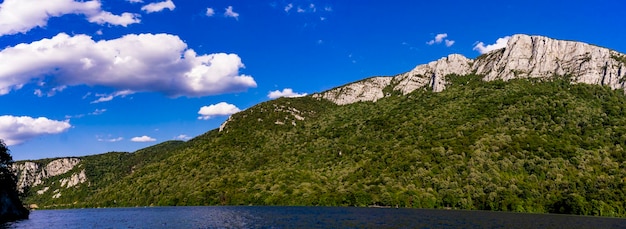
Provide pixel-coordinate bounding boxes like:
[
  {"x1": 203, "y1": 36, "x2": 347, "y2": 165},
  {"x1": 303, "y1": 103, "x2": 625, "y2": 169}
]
[
  {"x1": 206, "y1": 8, "x2": 215, "y2": 17},
  {"x1": 66, "y1": 108, "x2": 106, "y2": 119},
  {"x1": 445, "y1": 39, "x2": 455, "y2": 47},
  {"x1": 89, "y1": 109, "x2": 107, "y2": 115},
  {"x1": 131, "y1": 135, "x2": 156, "y2": 142},
  {"x1": 0, "y1": 115, "x2": 71, "y2": 145},
  {"x1": 0, "y1": 33, "x2": 256, "y2": 97},
  {"x1": 0, "y1": 0, "x2": 140, "y2": 36},
  {"x1": 87, "y1": 11, "x2": 140, "y2": 26},
  {"x1": 174, "y1": 134, "x2": 191, "y2": 140},
  {"x1": 297, "y1": 7, "x2": 305, "y2": 13},
  {"x1": 97, "y1": 136, "x2": 123, "y2": 142},
  {"x1": 224, "y1": 6, "x2": 239, "y2": 20},
  {"x1": 473, "y1": 36, "x2": 511, "y2": 54},
  {"x1": 141, "y1": 0, "x2": 175, "y2": 13},
  {"x1": 268, "y1": 88, "x2": 307, "y2": 99},
  {"x1": 91, "y1": 90, "x2": 134, "y2": 104},
  {"x1": 284, "y1": 3, "x2": 293, "y2": 12},
  {"x1": 426, "y1": 33, "x2": 448, "y2": 45},
  {"x1": 127, "y1": 0, "x2": 143, "y2": 3},
  {"x1": 426, "y1": 33, "x2": 455, "y2": 47},
  {"x1": 198, "y1": 102, "x2": 240, "y2": 120}
]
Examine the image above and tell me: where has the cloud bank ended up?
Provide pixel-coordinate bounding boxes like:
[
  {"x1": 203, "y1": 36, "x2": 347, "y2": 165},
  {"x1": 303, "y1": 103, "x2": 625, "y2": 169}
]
[
  {"x1": 0, "y1": 115, "x2": 71, "y2": 145},
  {"x1": 198, "y1": 102, "x2": 241, "y2": 120},
  {"x1": 0, "y1": 33, "x2": 257, "y2": 97},
  {"x1": 0, "y1": 0, "x2": 140, "y2": 36},
  {"x1": 473, "y1": 36, "x2": 511, "y2": 54},
  {"x1": 268, "y1": 88, "x2": 307, "y2": 99}
]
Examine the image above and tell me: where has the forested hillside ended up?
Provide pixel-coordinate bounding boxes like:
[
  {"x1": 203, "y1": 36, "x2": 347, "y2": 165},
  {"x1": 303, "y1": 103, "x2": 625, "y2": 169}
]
[{"x1": 22, "y1": 74, "x2": 626, "y2": 217}]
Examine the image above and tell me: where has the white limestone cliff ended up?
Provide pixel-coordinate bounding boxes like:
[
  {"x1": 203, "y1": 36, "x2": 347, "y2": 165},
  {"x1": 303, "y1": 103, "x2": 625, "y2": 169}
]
[
  {"x1": 11, "y1": 158, "x2": 84, "y2": 193},
  {"x1": 312, "y1": 77, "x2": 393, "y2": 105},
  {"x1": 316, "y1": 34, "x2": 626, "y2": 105},
  {"x1": 394, "y1": 54, "x2": 474, "y2": 94},
  {"x1": 474, "y1": 34, "x2": 626, "y2": 89}
]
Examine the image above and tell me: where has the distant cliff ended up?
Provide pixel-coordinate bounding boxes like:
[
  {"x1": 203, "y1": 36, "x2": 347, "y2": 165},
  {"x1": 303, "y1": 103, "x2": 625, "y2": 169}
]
[
  {"x1": 314, "y1": 34, "x2": 626, "y2": 105},
  {"x1": 10, "y1": 158, "x2": 87, "y2": 205}
]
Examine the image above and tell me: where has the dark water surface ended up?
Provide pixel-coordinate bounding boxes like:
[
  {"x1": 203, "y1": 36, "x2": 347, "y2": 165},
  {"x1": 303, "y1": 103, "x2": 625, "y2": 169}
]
[{"x1": 3, "y1": 206, "x2": 626, "y2": 228}]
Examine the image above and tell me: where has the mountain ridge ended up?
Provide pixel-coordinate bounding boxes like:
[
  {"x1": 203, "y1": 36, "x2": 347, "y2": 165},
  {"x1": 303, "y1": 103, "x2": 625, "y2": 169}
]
[
  {"x1": 9, "y1": 34, "x2": 626, "y2": 217},
  {"x1": 314, "y1": 34, "x2": 626, "y2": 105}
]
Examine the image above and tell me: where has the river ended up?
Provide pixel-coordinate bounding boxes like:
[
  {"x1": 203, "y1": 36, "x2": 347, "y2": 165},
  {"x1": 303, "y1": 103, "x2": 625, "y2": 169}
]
[{"x1": 3, "y1": 206, "x2": 625, "y2": 228}]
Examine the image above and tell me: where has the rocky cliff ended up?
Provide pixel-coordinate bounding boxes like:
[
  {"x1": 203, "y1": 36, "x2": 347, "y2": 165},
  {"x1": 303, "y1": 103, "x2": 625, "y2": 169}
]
[
  {"x1": 11, "y1": 158, "x2": 87, "y2": 201},
  {"x1": 314, "y1": 34, "x2": 626, "y2": 105}
]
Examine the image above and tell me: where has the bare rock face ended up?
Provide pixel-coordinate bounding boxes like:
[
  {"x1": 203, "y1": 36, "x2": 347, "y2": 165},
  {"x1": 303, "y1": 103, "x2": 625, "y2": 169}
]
[
  {"x1": 394, "y1": 54, "x2": 474, "y2": 94},
  {"x1": 12, "y1": 158, "x2": 83, "y2": 193},
  {"x1": 474, "y1": 34, "x2": 626, "y2": 89},
  {"x1": 59, "y1": 169, "x2": 87, "y2": 188},
  {"x1": 316, "y1": 34, "x2": 626, "y2": 105},
  {"x1": 312, "y1": 77, "x2": 393, "y2": 105}
]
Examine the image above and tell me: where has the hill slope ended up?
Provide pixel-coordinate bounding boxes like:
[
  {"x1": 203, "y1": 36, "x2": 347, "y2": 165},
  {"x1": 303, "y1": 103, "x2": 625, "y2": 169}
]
[{"x1": 12, "y1": 34, "x2": 626, "y2": 217}]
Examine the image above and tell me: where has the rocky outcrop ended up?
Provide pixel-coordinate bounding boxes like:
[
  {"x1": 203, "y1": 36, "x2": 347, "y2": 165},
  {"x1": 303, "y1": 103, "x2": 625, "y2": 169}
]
[
  {"x1": 315, "y1": 34, "x2": 626, "y2": 105},
  {"x1": 312, "y1": 77, "x2": 393, "y2": 105},
  {"x1": 474, "y1": 34, "x2": 626, "y2": 88},
  {"x1": 11, "y1": 158, "x2": 83, "y2": 193},
  {"x1": 59, "y1": 169, "x2": 87, "y2": 188},
  {"x1": 394, "y1": 54, "x2": 474, "y2": 94}
]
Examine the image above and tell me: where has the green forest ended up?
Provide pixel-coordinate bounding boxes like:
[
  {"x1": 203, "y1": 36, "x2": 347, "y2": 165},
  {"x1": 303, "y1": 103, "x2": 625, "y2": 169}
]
[{"x1": 19, "y1": 74, "x2": 626, "y2": 217}]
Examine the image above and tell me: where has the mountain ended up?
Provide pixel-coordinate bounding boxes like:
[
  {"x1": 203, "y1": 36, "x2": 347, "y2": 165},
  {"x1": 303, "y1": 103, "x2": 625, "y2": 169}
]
[
  {"x1": 315, "y1": 34, "x2": 626, "y2": 105},
  {"x1": 12, "y1": 34, "x2": 626, "y2": 217}
]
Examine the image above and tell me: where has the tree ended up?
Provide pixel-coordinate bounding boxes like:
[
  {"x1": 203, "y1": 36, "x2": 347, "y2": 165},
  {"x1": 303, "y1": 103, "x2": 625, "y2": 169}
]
[{"x1": 0, "y1": 140, "x2": 29, "y2": 223}]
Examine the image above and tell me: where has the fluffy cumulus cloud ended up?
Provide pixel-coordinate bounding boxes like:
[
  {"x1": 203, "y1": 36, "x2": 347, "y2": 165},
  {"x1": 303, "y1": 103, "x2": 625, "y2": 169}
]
[
  {"x1": 0, "y1": 33, "x2": 257, "y2": 98},
  {"x1": 0, "y1": 115, "x2": 71, "y2": 145},
  {"x1": 268, "y1": 88, "x2": 307, "y2": 99},
  {"x1": 198, "y1": 102, "x2": 241, "y2": 120},
  {"x1": 141, "y1": 0, "x2": 175, "y2": 13},
  {"x1": 224, "y1": 6, "x2": 239, "y2": 20},
  {"x1": 0, "y1": 0, "x2": 140, "y2": 36},
  {"x1": 473, "y1": 36, "x2": 511, "y2": 54},
  {"x1": 131, "y1": 135, "x2": 156, "y2": 142},
  {"x1": 426, "y1": 33, "x2": 455, "y2": 47}
]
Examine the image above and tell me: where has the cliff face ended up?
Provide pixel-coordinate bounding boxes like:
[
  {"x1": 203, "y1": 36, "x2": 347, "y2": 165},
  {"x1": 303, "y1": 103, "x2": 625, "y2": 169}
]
[
  {"x1": 474, "y1": 34, "x2": 626, "y2": 87},
  {"x1": 11, "y1": 158, "x2": 87, "y2": 200},
  {"x1": 315, "y1": 34, "x2": 626, "y2": 105},
  {"x1": 313, "y1": 77, "x2": 393, "y2": 105}
]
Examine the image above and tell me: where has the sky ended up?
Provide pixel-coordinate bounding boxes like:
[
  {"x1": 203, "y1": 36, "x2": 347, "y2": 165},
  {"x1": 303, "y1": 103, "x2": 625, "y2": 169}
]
[{"x1": 0, "y1": 0, "x2": 625, "y2": 160}]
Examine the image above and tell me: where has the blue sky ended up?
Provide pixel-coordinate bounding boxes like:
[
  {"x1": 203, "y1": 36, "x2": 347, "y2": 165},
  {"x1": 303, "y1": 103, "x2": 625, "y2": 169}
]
[{"x1": 0, "y1": 0, "x2": 624, "y2": 160}]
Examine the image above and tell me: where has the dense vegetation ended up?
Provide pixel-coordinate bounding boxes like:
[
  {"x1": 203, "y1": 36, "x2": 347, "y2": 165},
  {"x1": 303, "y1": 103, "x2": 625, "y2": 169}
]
[
  {"x1": 21, "y1": 75, "x2": 626, "y2": 217},
  {"x1": 0, "y1": 140, "x2": 29, "y2": 223}
]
